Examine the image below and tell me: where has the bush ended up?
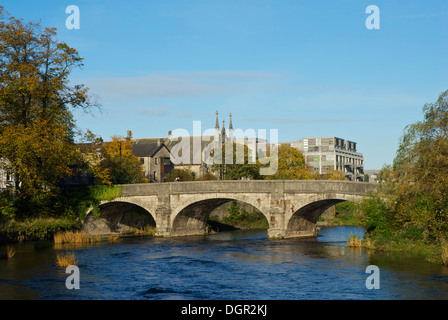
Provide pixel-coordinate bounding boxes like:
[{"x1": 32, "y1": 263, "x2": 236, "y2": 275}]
[
  {"x1": 166, "y1": 168, "x2": 195, "y2": 182},
  {"x1": 361, "y1": 193, "x2": 394, "y2": 238}
]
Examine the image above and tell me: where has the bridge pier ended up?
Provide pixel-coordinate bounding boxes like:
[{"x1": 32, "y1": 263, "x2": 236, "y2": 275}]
[
  {"x1": 154, "y1": 207, "x2": 172, "y2": 236},
  {"x1": 267, "y1": 206, "x2": 286, "y2": 239}
]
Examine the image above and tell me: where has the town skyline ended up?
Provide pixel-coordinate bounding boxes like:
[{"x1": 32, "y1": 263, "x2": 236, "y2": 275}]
[{"x1": 4, "y1": 0, "x2": 447, "y2": 170}]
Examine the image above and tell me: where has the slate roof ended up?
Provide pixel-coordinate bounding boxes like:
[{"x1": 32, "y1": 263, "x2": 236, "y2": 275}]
[{"x1": 131, "y1": 140, "x2": 166, "y2": 158}]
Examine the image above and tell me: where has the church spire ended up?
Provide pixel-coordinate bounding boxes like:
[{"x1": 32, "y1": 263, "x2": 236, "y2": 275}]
[
  {"x1": 215, "y1": 110, "x2": 219, "y2": 130},
  {"x1": 221, "y1": 119, "x2": 226, "y2": 139},
  {"x1": 229, "y1": 112, "x2": 233, "y2": 140},
  {"x1": 215, "y1": 110, "x2": 220, "y2": 143}
]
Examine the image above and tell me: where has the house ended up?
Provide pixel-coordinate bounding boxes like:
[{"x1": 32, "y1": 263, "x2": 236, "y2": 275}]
[{"x1": 131, "y1": 138, "x2": 173, "y2": 182}]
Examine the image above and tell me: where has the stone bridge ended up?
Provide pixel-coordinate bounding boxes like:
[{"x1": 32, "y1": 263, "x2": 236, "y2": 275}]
[{"x1": 82, "y1": 180, "x2": 377, "y2": 239}]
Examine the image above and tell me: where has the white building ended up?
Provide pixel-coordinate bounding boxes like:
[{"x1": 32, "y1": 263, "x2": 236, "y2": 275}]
[{"x1": 291, "y1": 137, "x2": 365, "y2": 181}]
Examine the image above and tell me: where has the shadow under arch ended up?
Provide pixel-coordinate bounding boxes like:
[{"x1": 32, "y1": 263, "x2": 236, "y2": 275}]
[
  {"x1": 82, "y1": 201, "x2": 156, "y2": 235},
  {"x1": 171, "y1": 198, "x2": 269, "y2": 237},
  {"x1": 286, "y1": 199, "x2": 346, "y2": 238}
]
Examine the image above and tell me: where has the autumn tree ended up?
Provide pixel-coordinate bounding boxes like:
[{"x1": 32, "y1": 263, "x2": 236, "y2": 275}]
[
  {"x1": 97, "y1": 136, "x2": 146, "y2": 185},
  {"x1": 323, "y1": 168, "x2": 348, "y2": 180},
  {"x1": 0, "y1": 8, "x2": 96, "y2": 214},
  {"x1": 264, "y1": 145, "x2": 318, "y2": 180}
]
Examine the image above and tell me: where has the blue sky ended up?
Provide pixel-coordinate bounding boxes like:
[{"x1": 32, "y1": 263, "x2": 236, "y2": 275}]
[{"x1": 2, "y1": 0, "x2": 448, "y2": 169}]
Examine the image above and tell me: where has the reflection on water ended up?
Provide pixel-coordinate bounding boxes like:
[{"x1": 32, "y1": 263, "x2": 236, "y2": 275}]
[{"x1": 1, "y1": 226, "x2": 448, "y2": 300}]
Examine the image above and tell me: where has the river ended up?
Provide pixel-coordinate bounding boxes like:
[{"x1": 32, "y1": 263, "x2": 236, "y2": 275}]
[{"x1": 1, "y1": 226, "x2": 448, "y2": 300}]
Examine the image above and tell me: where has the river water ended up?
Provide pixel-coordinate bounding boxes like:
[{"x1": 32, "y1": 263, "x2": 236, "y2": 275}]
[{"x1": 1, "y1": 226, "x2": 448, "y2": 300}]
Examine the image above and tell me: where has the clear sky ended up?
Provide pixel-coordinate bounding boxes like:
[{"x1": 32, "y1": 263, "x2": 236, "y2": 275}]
[{"x1": 2, "y1": 0, "x2": 448, "y2": 169}]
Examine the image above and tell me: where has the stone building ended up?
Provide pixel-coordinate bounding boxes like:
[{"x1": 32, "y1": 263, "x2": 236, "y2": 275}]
[
  {"x1": 291, "y1": 137, "x2": 365, "y2": 181},
  {"x1": 128, "y1": 132, "x2": 173, "y2": 182}
]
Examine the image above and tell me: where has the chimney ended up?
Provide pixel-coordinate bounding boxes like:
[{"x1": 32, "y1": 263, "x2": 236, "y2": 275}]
[
  {"x1": 126, "y1": 130, "x2": 132, "y2": 141},
  {"x1": 168, "y1": 130, "x2": 172, "y2": 140}
]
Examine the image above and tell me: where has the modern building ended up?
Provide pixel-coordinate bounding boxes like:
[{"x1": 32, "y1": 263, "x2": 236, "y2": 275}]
[{"x1": 291, "y1": 137, "x2": 365, "y2": 181}]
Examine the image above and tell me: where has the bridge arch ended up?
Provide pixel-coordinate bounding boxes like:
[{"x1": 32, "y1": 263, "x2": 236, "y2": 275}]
[
  {"x1": 82, "y1": 200, "x2": 156, "y2": 235},
  {"x1": 285, "y1": 194, "x2": 364, "y2": 238},
  {"x1": 170, "y1": 194, "x2": 270, "y2": 236}
]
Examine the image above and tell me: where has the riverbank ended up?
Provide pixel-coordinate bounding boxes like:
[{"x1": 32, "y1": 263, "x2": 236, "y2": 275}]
[
  {"x1": 0, "y1": 216, "x2": 81, "y2": 244},
  {"x1": 322, "y1": 202, "x2": 448, "y2": 266},
  {"x1": 347, "y1": 233, "x2": 448, "y2": 266}
]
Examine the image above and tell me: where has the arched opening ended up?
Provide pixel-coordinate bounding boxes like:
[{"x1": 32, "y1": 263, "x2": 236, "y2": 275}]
[
  {"x1": 208, "y1": 200, "x2": 269, "y2": 233},
  {"x1": 82, "y1": 202, "x2": 156, "y2": 236},
  {"x1": 286, "y1": 199, "x2": 343, "y2": 238},
  {"x1": 318, "y1": 200, "x2": 363, "y2": 226},
  {"x1": 171, "y1": 198, "x2": 268, "y2": 237}
]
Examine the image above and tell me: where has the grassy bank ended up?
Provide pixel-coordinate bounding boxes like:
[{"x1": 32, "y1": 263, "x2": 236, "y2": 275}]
[
  {"x1": 0, "y1": 217, "x2": 81, "y2": 243},
  {"x1": 0, "y1": 185, "x2": 123, "y2": 243},
  {"x1": 347, "y1": 233, "x2": 448, "y2": 266}
]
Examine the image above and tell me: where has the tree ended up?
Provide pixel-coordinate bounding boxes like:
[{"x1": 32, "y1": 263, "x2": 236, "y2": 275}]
[
  {"x1": 211, "y1": 141, "x2": 261, "y2": 180},
  {"x1": 166, "y1": 168, "x2": 195, "y2": 182},
  {"x1": 0, "y1": 7, "x2": 95, "y2": 129},
  {"x1": 363, "y1": 90, "x2": 448, "y2": 243},
  {"x1": 97, "y1": 136, "x2": 146, "y2": 185},
  {"x1": 323, "y1": 168, "x2": 348, "y2": 180},
  {"x1": 0, "y1": 8, "x2": 96, "y2": 214},
  {"x1": 264, "y1": 145, "x2": 318, "y2": 180}
]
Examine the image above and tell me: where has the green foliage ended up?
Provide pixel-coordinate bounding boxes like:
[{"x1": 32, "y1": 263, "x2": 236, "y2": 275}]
[
  {"x1": 211, "y1": 142, "x2": 262, "y2": 180},
  {"x1": 220, "y1": 201, "x2": 268, "y2": 229},
  {"x1": 0, "y1": 190, "x2": 16, "y2": 218},
  {"x1": 57, "y1": 185, "x2": 123, "y2": 220},
  {"x1": 361, "y1": 193, "x2": 394, "y2": 238},
  {"x1": 0, "y1": 217, "x2": 81, "y2": 242},
  {"x1": 361, "y1": 89, "x2": 448, "y2": 248}
]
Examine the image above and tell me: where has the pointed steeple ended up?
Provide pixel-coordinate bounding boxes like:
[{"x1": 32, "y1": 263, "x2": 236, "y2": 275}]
[
  {"x1": 229, "y1": 113, "x2": 233, "y2": 140},
  {"x1": 215, "y1": 110, "x2": 220, "y2": 144},
  {"x1": 215, "y1": 110, "x2": 219, "y2": 130},
  {"x1": 221, "y1": 119, "x2": 226, "y2": 141}
]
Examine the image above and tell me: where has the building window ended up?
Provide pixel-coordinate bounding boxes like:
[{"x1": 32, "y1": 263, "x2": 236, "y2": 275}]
[
  {"x1": 140, "y1": 158, "x2": 144, "y2": 164},
  {"x1": 155, "y1": 158, "x2": 159, "y2": 165}
]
